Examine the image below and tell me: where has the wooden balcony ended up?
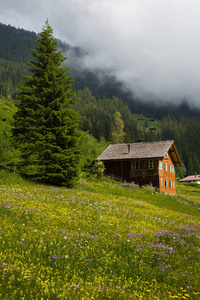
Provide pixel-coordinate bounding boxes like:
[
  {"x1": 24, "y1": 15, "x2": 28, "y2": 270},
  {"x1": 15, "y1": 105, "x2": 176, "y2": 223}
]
[{"x1": 130, "y1": 169, "x2": 159, "y2": 177}]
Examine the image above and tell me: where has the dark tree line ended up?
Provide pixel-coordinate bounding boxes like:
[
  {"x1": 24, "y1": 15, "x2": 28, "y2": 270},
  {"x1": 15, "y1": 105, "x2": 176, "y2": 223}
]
[
  {"x1": 161, "y1": 115, "x2": 200, "y2": 176},
  {"x1": 0, "y1": 23, "x2": 37, "y2": 63},
  {"x1": 0, "y1": 58, "x2": 30, "y2": 97}
]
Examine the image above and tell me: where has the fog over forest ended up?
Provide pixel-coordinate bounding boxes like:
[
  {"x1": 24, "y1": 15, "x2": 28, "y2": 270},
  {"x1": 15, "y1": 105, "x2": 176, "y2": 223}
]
[{"x1": 1, "y1": 0, "x2": 200, "y2": 108}]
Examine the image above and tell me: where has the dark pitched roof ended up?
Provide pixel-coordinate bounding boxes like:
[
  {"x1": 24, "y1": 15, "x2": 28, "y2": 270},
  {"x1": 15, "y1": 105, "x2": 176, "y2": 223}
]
[
  {"x1": 98, "y1": 140, "x2": 182, "y2": 165},
  {"x1": 179, "y1": 175, "x2": 200, "y2": 182}
]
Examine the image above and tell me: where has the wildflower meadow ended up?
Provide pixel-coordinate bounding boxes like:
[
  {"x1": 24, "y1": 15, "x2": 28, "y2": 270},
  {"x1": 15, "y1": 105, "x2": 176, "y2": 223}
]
[{"x1": 0, "y1": 171, "x2": 199, "y2": 299}]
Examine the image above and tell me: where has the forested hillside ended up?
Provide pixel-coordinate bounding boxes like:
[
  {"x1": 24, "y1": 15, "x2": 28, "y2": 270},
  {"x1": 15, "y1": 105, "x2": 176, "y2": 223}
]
[
  {"x1": 161, "y1": 115, "x2": 200, "y2": 176},
  {"x1": 1, "y1": 22, "x2": 200, "y2": 119},
  {"x1": 75, "y1": 88, "x2": 161, "y2": 143},
  {"x1": 0, "y1": 22, "x2": 200, "y2": 176}
]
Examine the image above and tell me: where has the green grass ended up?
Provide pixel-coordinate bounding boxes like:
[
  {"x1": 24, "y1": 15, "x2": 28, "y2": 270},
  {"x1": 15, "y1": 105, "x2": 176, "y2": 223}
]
[
  {"x1": 133, "y1": 113, "x2": 161, "y2": 133},
  {"x1": 0, "y1": 171, "x2": 199, "y2": 299}
]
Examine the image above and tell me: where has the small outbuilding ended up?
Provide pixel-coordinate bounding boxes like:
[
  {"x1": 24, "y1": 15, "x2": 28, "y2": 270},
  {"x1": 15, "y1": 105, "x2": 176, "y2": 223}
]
[
  {"x1": 98, "y1": 140, "x2": 182, "y2": 194},
  {"x1": 149, "y1": 127, "x2": 157, "y2": 132},
  {"x1": 179, "y1": 175, "x2": 200, "y2": 184},
  {"x1": 150, "y1": 119, "x2": 158, "y2": 123}
]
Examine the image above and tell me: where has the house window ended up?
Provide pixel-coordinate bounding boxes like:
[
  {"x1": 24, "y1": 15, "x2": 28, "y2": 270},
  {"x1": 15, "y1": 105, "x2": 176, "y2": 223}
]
[
  {"x1": 149, "y1": 160, "x2": 153, "y2": 169},
  {"x1": 173, "y1": 180, "x2": 175, "y2": 188},
  {"x1": 165, "y1": 178, "x2": 168, "y2": 187},
  {"x1": 133, "y1": 161, "x2": 143, "y2": 170},
  {"x1": 169, "y1": 180, "x2": 172, "y2": 188},
  {"x1": 164, "y1": 163, "x2": 167, "y2": 171},
  {"x1": 173, "y1": 166, "x2": 175, "y2": 173},
  {"x1": 169, "y1": 164, "x2": 171, "y2": 172},
  {"x1": 159, "y1": 160, "x2": 162, "y2": 170},
  {"x1": 161, "y1": 177, "x2": 163, "y2": 186}
]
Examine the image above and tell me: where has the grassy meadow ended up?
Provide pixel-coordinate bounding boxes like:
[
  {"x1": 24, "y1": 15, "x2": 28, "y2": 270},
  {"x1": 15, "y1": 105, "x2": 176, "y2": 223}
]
[
  {"x1": 133, "y1": 113, "x2": 161, "y2": 133},
  {"x1": 0, "y1": 171, "x2": 199, "y2": 299}
]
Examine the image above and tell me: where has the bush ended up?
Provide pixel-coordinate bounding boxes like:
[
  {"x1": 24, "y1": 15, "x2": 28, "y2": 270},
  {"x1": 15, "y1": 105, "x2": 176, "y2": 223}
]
[{"x1": 87, "y1": 159, "x2": 105, "y2": 178}]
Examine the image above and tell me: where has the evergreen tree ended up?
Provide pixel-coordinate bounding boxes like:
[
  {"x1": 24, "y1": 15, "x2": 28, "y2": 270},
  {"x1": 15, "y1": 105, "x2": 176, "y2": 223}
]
[
  {"x1": 186, "y1": 157, "x2": 194, "y2": 176},
  {"x1": 12, "y1": 21, "x2": 80, "y2": 187},
  {"x1": 193, "y1": 154, "x2": 200, "y2": 174},
  {"x1": 175, "y1": 163, "x2": 186, "y2": 179}
]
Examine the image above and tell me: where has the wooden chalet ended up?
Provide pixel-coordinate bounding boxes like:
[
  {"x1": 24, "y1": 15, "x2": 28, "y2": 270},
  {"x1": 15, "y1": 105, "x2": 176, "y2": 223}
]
[
  {"x1": 179, "y1": 175, "x2": 200, "y2": 184},
  {"x1": 98, "y1": 140, "x2": 182, "y2": 194}
]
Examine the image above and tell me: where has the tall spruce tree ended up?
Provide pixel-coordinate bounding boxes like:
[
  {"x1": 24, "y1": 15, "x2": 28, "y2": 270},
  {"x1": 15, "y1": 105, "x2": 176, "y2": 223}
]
[{"x1": 12, "y1": 21, "x2": 80, "y2": 187}]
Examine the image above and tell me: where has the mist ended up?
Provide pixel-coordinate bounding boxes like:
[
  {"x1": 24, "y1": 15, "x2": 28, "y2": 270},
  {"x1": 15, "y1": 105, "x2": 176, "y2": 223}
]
[{"x1": 1, "y1": 0, "x2": 200, "y2": 107}]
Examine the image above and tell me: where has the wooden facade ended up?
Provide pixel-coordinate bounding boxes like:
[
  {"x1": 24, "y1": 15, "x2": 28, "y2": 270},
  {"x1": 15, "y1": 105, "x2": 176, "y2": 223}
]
[{"x1": 98, "y1": 140, "x2": 181, "y2": 194}]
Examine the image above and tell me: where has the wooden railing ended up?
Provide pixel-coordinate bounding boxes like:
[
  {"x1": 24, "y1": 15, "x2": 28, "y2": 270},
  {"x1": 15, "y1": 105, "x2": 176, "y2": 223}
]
[{"x1": 130, "y1": 169, "x2": 159, "y2": 177}]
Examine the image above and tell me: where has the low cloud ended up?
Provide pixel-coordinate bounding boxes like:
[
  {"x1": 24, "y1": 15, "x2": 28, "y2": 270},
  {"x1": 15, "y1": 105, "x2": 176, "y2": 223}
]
[{"x1": 1, "y1": 0, "x2": 200, "y2": 107}]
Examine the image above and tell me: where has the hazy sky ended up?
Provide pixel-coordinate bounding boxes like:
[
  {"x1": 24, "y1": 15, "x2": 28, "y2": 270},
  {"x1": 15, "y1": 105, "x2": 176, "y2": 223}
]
[{"x1": 1, "y1": 0, "x2": 200, "y2": 106}]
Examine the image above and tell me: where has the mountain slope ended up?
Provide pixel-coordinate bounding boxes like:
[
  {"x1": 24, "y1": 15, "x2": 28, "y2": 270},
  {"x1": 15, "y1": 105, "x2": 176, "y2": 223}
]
[{"x1": 1, "y1": 22, "x2": 200, "y2": 119}]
